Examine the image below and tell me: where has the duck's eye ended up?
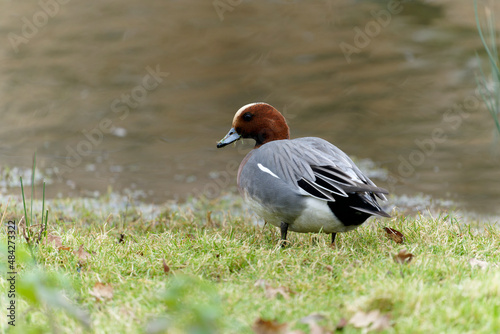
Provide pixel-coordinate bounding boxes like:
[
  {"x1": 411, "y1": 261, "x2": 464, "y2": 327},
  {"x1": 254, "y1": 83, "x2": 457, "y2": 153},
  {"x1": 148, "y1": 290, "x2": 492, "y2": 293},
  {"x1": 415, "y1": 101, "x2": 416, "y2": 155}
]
[{"x1": 243, "y1": 112, "x2": 253, "y2": 121}]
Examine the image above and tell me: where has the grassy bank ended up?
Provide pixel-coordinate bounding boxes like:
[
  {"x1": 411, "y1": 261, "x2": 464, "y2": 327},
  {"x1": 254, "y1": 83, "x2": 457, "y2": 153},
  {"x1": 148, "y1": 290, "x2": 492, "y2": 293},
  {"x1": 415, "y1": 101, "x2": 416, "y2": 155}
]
[{"x1": 1, "y1": 194, "x2": 499, "y2": 333}]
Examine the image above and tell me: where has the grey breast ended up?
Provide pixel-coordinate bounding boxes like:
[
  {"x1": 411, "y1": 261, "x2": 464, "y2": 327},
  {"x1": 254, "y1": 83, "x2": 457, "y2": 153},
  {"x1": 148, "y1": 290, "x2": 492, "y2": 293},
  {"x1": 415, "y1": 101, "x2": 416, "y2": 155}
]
[{"x1": 238, "y1": 141, "x2": 307, "y2": 222}]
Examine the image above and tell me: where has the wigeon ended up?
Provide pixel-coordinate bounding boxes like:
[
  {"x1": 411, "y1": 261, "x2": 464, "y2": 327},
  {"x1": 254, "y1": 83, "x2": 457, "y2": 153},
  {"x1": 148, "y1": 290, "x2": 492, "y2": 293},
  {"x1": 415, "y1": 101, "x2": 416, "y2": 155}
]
[{"x1": 217, "y1": 102, "x2": 390, "y2": 245}]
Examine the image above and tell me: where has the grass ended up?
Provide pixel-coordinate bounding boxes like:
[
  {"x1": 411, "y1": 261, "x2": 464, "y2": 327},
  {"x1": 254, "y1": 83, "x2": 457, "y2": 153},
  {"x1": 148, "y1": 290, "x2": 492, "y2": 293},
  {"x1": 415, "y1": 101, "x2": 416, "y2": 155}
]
[
  {"x1": 18, "y1": 153, "x2": 49, "y2": 260},
  {"x1": 475, "y1": 0, "x2": 500, "y2": 136},
  {"x1": 0, "y1": 194, "x2": 499, "y2": 333}
]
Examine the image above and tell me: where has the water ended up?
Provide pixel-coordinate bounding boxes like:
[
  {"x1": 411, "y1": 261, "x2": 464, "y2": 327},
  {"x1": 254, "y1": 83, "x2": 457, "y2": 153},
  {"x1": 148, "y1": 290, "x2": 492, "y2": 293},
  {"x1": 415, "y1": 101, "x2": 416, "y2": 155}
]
[{"x1": 0, "y1": 0, "x2": 499, "y2": 216}]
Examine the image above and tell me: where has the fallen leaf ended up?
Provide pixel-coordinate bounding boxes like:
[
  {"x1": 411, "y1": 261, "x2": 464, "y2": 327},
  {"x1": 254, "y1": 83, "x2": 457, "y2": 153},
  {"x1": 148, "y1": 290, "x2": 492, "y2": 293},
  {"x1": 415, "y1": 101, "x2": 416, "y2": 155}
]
[
  {"x1": 255, "y1": 279, "x2": 268, "y2": 288},
  {"x1": 300, "y1": 313, "x2": 326, "y2": 324},
  {"x1": 308, "y1": 323, "x2": 332, "y2": 334},
  {"x1": 58, "y1": 246, "x2": 72, "y2": 251},
  {"x1": 89, "y1": 282, "x2": 113, "y2": 302},
  {"x1": 335, "y1": 318, "x2": 347, "y2": 330},
  {"x1": 269, "y1": 286, "x2": 293, "y2": 300},
  {"x1": 43, "y1": 234, "x2": 63, "y2": 248},
  {"x1": 468, "y1": 258, "x2": 499, "y2": 269},
  {"x1": 162, "y1": 258, "x2": 170, "y2": 275},
  {"x1": 252, "y1": 318, "x2": 287, "y2": 334},
  {"x1": 300, "y1": 313, "x2": 331, "y2": 334},
  {"x1": 369, "y1": 313, "x2": 391, "y2": 331},
  {"x1": 393, "y1": 249, "x2": 414, "y2": 264},
  {"x1": 74, "y1": 244, "x2": 92, "y2": 261},
  {"x1": 255, "y1": 279, "x2": 294, "y2": 300},
  {"x1": 383, "y1": 227, "x2": 404, "y2": 244},
  {"x1": 349, "y1": 310, "x2": 391, "y2": 331},
  {"x1": 349, "y1": 310, "x2": 378, "y2": 328}
]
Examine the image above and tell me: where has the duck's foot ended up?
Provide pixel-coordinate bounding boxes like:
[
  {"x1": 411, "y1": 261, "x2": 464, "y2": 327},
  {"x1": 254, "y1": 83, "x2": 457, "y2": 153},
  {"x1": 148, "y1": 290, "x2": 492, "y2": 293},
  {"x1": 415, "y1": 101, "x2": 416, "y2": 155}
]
[{"x1": 280, "y1": 222, "x2": 289, "y2": 248}]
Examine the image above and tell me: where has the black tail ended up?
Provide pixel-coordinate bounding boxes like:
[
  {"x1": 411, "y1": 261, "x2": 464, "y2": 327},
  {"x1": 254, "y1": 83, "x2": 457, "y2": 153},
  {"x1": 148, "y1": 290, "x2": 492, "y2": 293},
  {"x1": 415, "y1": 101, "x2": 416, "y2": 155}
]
[{"x1": 327, "y1": 192, "x2": 390, "y2": 226}]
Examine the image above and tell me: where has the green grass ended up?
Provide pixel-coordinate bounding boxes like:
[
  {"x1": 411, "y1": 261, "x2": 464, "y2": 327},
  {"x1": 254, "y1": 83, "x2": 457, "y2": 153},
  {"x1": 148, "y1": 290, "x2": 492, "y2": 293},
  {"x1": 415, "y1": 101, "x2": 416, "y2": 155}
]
[
  {"x1": 475, "y1": 0, "x2": 500, "y2": 136},
  {"x1": 1, "y1": 194, "x2": 499, "y2": 333},
  {"x1": 18, "y1": 152, "x2": 49, "y2": 260}
]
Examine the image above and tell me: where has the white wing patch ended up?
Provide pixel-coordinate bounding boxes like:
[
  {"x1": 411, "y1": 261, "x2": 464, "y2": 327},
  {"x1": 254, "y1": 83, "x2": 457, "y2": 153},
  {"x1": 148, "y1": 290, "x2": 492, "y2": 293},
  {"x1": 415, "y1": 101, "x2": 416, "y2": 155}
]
[{"x1": 257, "y1": 163, "x2": 280, "y2": 179}]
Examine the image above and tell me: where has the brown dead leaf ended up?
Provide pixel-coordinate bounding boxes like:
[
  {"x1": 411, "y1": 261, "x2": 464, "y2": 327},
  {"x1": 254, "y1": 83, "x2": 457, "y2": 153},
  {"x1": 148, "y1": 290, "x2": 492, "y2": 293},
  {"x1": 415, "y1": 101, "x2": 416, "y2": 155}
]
[
  {"x1": 58, "y1": 246, "x2": 72, "y2": 251},
  {"x1": 162, "y1": 258, "x2": 170, "y2": 275},
  {"x1": 349, "y1": 310, "x2": 391, "y2": 331},
  {"x1": 43, "y1": 234, "x2": 63, "y2": 248},
  {"x1": 393, "y1": 249, "x2": 414, "y2": 264},
  {"x1": 335, "y1": 318, "x2": 348, "y2": 330},
  {"x1": 252, "y1": 318, "x2": 287, "y2": 334},
  {"x1": 383, "y1": 227, "x2": 404, "y2": 244},
  {"x1": 74, "y1": 244, "x2": 92, "y2": 261},
  {"x1": 89, "y1": 282, "x2": 113, "y2": 302},
  {"x1": 255, "y1": 279, "x2": 294, "y2": 300}
]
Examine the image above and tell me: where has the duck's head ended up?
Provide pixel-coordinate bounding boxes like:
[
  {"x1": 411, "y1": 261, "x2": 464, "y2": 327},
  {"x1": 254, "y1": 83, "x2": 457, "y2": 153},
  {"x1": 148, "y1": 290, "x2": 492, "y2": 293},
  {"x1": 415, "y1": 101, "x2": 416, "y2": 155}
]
[{"x1": 217, "y1": 102, "x2": 290, "y2": 149}]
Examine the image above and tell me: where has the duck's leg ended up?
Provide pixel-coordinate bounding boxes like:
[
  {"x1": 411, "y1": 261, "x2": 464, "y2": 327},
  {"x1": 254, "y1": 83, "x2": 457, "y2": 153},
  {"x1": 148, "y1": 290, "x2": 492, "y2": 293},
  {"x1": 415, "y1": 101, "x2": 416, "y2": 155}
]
[
  {"x1": 331, "y1": 232, "x2": 337, "y2": 246},
  {"x1": 280, "y1": 222, "x2": 288, "y2": 247}
]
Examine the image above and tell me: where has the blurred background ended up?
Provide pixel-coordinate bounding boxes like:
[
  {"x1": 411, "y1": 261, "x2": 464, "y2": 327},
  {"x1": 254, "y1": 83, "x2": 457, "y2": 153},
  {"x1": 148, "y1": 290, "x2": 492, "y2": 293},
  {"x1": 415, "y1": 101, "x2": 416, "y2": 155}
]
[{"x1": 0, "y1": 0, "x2": 499, "y2": 216}]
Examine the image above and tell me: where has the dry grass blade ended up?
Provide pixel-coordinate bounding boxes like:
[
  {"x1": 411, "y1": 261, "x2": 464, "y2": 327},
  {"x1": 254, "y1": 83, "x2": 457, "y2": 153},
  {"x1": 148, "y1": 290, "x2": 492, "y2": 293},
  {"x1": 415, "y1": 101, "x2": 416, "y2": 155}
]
[{"x1": 18, "y1": 216, "x2": 28, "y2": 242}]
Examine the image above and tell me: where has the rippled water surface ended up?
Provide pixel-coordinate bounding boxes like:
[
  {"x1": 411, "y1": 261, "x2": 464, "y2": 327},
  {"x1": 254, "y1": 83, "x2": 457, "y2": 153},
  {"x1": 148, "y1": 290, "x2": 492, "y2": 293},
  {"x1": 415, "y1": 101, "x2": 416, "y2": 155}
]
[{"x1": 1, "y1": 0, "x2": 499, "y2": 216}]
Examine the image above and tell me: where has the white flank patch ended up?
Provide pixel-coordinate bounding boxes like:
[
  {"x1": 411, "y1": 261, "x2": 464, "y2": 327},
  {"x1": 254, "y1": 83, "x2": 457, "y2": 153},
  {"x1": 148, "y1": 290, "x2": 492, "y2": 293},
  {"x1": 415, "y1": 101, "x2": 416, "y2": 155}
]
[
  {"x1": 292, "y1": 197, "x2": 350, "y2": 233},
  {"x1": 257, "y1": 163, "x2": 280, "y2": 179}
]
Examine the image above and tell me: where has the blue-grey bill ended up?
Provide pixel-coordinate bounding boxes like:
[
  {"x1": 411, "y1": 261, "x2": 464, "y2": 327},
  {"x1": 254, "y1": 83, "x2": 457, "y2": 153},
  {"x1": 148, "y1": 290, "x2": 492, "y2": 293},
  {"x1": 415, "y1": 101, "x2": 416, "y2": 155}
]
[{"x1": 217, "y1": 127, "x2": 241, "y2": 148}]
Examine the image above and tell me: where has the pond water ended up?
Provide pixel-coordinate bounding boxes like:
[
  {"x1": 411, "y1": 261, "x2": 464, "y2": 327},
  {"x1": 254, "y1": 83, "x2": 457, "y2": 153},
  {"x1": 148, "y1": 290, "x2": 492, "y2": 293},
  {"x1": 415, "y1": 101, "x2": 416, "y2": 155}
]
[{"x1": 0, "y1": 0, "x2": 499, "y2": 217}]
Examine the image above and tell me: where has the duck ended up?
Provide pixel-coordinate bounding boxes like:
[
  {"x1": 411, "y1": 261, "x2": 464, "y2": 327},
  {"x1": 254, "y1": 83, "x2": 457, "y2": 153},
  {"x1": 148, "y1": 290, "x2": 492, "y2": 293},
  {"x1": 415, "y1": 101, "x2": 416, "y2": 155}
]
[{"x1": 217, "y1": 102, "x2": 390, "y2": 245}]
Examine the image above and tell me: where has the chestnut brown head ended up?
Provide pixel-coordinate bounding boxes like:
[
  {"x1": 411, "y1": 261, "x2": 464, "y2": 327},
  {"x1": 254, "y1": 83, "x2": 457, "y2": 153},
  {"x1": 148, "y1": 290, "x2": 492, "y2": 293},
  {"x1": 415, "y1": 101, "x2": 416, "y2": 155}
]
[{"x1": 217, "y1": 103, "x2": 290, "y2": 148}]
